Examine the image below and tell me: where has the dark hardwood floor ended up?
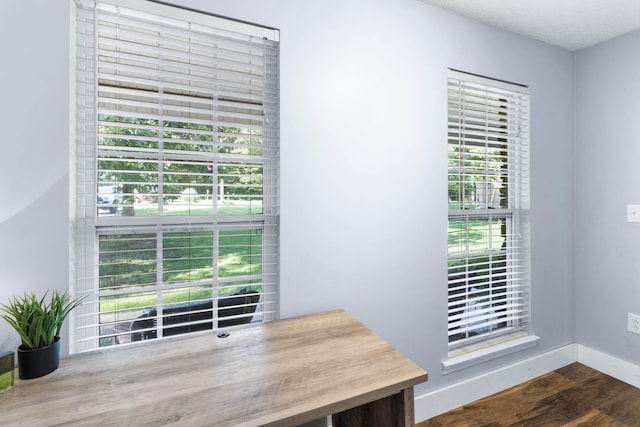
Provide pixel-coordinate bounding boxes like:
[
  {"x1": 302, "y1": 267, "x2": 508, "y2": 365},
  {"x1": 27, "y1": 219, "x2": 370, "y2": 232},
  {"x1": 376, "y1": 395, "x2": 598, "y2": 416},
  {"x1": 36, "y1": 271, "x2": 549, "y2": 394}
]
[{"x1": 419, "y1": 363, "x2": 640, "y2": 426}]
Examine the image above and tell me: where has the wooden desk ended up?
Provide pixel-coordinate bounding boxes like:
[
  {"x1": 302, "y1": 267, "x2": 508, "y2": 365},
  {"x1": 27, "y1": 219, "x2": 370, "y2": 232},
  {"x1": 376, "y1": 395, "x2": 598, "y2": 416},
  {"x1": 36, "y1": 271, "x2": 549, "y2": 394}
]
[{"x1": 1, "y1": 309, "x2": 428, "y2": 426}]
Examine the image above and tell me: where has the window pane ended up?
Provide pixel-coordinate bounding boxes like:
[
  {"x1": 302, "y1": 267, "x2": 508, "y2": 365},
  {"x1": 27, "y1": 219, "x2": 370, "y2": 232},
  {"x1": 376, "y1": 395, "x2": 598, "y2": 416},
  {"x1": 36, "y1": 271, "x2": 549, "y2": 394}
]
[
  {"x1": 448, "y1": 217, "x2": 506, "y2": 258},
  {"x1": 97, "y1": 115, "x2": 160, "y2": 217},
  {"x1": 98, "y1": 233, "x2": 158, "y2": 346},
  {"x1": 219, "y1": 229, "x2": 263, "y2": 280},
  {"x1": 217, "y1": 126, "x2": 265, "y2": 215},
  {"x1": 447, "y1": 142, "x2": 509, "y2": 210},
  {"x1": 163, "y1": 231, "x2": 214, "y2": 284}
]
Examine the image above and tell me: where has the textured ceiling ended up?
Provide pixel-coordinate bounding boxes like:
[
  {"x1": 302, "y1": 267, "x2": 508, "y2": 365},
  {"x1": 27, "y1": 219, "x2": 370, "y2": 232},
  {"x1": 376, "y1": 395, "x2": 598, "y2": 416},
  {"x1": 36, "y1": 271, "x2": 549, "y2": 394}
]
[{"x1": 420, "y1": 0, "x2": 640, "y2": 51}]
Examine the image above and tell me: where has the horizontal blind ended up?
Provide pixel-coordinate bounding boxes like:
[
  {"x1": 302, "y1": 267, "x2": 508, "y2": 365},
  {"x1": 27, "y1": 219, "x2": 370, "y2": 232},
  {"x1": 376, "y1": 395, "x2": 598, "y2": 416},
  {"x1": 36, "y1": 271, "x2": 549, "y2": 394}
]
[
  {"x1": 73, "y1": 0, "x2": 279, "y2": 352},
  {"x1": 447, "y1": 70, "x2": 530, "y2": 351}
]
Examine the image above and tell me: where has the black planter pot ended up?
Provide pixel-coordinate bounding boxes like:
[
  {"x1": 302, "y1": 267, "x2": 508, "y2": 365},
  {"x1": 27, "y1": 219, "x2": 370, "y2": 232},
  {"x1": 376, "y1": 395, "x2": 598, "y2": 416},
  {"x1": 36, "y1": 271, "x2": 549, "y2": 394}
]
[{"x1": 17, "y1": 337, "x2": 61, "y2": 380}]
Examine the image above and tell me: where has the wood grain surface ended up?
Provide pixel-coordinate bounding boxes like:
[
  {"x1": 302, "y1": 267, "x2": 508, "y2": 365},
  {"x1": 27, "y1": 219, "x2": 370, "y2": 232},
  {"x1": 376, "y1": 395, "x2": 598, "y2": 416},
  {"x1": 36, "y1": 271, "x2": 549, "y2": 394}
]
[
  {"x1": 1, "y1": 309, "x2": 427, "y2": 427},
  {"x1": 420, "y1": 363, "x2": 640, "y2": 426}
]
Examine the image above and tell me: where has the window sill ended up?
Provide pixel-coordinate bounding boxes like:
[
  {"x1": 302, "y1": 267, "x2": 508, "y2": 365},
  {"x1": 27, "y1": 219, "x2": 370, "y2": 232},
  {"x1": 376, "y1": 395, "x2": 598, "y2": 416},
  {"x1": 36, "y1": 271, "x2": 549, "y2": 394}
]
[{"x1": 442, "y1": 334, "x2": 540, "y2": 375}]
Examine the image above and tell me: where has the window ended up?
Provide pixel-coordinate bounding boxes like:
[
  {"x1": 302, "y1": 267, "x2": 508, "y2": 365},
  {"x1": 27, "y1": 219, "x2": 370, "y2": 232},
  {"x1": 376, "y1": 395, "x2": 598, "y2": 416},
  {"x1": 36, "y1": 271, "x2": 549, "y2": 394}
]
[
  {"x1": 447, "y1": 69, "x2": 530, "y2": 356},
  {"x1": 73, "y1": 0, "x2": 279, "y2": 352}
]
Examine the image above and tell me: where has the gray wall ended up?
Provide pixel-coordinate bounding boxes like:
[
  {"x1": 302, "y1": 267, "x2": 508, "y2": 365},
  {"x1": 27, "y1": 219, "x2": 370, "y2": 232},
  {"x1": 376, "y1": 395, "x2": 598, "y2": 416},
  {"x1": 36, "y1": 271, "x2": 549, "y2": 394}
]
[
  {"x1": 0, "y1": 0, "x2": 576, "y2": 395},
  {"x1": 575, "y1": 31, "x2": 640, "y2": 364},
  {"x1": 0, "y1": 1, "x2": 71, "y2": 353}
]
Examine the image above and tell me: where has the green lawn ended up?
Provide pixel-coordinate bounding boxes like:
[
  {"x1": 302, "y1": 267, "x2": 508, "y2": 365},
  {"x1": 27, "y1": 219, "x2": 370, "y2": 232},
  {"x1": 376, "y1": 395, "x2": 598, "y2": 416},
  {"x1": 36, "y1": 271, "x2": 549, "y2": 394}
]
[
  {"x1": 0, "y1": 371, "x2": 13, "y2": 393},
  {"x1": 448, "y1": 218, "x2": 505, "y2": 257},
  {"x1": 133, "y1": 204, "x2": 262, "y2": 216}
]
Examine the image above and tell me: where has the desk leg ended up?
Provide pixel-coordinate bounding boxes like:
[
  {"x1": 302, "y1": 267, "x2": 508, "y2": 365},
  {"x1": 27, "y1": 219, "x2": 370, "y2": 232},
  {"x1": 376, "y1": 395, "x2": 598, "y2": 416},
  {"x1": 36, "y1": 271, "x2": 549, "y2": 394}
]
[{"x1": 331, "y1": 387, "x2": 415, "y2": 427}]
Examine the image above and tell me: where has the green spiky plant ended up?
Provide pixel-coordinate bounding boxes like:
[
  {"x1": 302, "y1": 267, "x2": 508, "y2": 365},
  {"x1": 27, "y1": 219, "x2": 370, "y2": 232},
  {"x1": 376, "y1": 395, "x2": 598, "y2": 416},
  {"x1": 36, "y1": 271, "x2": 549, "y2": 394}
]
[{"x1": 0, "y1": 291, "x2": 83, "y2": 350}]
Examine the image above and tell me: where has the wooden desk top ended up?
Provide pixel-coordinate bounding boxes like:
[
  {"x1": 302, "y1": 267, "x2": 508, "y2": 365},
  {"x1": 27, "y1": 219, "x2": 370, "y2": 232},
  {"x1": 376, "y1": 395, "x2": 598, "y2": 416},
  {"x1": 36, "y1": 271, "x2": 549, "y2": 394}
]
[{"x1": 1, "y1": 309, "x2": 427, "y2": 426}]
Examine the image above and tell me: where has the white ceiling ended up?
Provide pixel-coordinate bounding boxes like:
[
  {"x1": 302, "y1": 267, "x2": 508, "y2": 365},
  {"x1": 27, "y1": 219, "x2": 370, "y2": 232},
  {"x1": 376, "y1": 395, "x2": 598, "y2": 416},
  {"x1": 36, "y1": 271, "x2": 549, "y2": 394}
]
[{"x1": 420, "y1": 0, "x2": 640, "y2": 51}]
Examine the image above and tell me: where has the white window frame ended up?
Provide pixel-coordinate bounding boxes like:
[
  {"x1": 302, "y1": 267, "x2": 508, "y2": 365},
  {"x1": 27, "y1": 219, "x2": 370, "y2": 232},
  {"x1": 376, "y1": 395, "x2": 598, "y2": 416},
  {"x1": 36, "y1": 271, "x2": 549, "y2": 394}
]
[
  {"x1": 446, "y1": 69, "x2": 531, "y2": 360},
  {"x1": 71, "y1": 0, "x2": 279, "y2": 353}
]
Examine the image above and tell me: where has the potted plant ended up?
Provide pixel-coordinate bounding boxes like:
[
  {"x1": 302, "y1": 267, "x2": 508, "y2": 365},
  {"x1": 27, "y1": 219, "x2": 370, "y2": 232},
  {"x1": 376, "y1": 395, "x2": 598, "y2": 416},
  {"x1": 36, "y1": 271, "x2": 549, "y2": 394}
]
[{"x1": 0, "y1": 291, "x2": 83, "y2": 380}]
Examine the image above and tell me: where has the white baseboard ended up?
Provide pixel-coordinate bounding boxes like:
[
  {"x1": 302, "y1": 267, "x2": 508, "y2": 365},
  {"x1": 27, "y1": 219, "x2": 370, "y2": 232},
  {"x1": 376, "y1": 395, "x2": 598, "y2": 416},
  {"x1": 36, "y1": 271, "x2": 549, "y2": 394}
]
[
  {"x1": 415, "y1": 343, "x2": 640, "y2": 423},
  {"x1": 415, "y1": 344, "x2": 577, "y2": 422},
  {"x1": 577, "y1": 344, "x2": 640, "y2": 388}
]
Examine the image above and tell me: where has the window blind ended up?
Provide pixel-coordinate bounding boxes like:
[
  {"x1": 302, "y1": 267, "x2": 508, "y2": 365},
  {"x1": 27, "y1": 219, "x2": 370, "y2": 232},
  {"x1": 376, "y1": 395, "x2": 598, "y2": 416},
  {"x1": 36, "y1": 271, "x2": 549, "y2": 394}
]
[
  {"x1": 73, "y1": 0, "x2": 279, "y2": 352},
  {"x1": 447, "y1": 69, "x2": 530, "y2": 352}
]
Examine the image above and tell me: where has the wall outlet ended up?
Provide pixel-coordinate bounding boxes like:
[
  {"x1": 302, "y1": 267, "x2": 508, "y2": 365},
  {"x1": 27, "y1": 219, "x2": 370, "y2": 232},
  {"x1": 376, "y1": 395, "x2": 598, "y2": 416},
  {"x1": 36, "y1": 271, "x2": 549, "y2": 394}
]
[
  {"x1": 628, "y1": 313, "x2": 640, "y2": 335},
  {"x1": 628, "y1": 205, "x2": 640, "y2": 222}
]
